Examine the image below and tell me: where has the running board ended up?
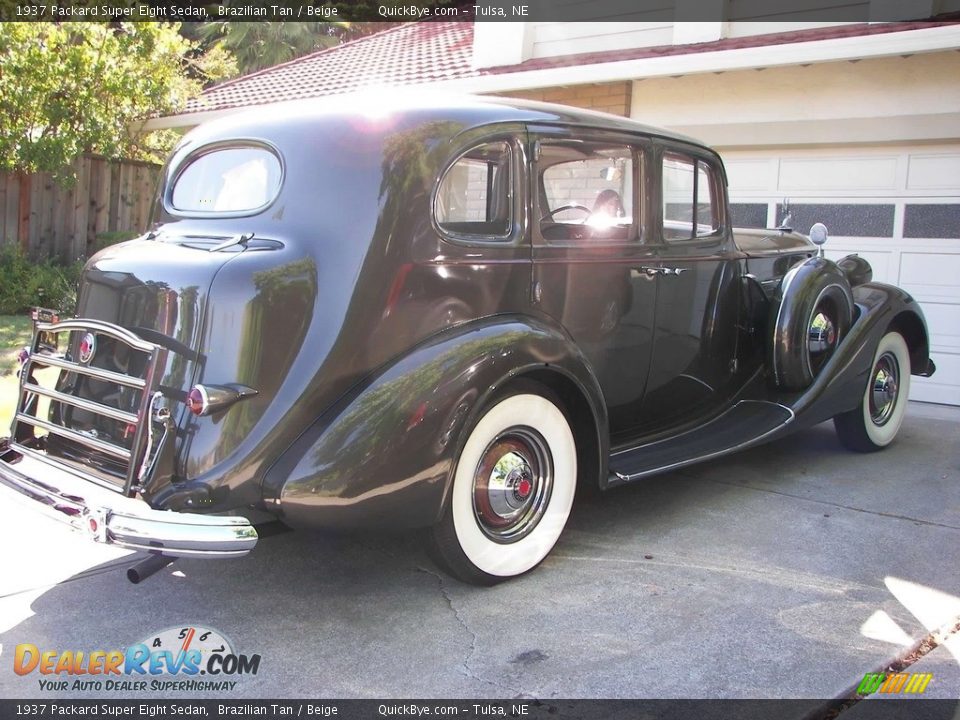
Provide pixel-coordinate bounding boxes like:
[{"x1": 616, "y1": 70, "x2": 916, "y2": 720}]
[{"x1": 607, "y1": 400, "x2": 793, "y2": 485}]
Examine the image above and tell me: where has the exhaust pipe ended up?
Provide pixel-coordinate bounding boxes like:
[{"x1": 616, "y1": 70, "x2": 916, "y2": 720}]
[{"x1": 127, "y1": 554, "x2": 174, "y2": 584}]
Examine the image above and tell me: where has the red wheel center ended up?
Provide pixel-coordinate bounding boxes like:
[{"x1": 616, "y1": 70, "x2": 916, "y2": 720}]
[{"x1": 516, "y1": 478, "x2": 532, "y2": 499}]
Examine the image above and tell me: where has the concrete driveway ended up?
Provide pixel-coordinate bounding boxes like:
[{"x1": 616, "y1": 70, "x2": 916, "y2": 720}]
[{"x1": 1, "y1": 402, "x2": 958, "y2": 704}]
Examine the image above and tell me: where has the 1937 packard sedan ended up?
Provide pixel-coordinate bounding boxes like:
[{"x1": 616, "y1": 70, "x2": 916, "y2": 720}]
[{"x1": 0, "y1": 96, "x2": 936, "y2": 585}]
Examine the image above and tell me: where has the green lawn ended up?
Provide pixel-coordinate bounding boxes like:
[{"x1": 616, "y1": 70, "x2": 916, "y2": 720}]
[
  {"x1": 0, "y1": 315, "x2": 33, "y2": 376},
  {"x1": 0, "y1": 315, "x2": 32, "y2": 433}
]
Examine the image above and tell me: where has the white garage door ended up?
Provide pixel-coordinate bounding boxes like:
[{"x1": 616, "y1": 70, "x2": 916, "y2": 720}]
[{"x1": 723, "y1": 144, "x2": 960, "y2": 406}]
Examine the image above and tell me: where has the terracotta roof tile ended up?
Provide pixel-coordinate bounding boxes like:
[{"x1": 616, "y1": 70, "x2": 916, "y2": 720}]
[{"x1": 186, "y1": 22, "x2": 478, "y2": 114}]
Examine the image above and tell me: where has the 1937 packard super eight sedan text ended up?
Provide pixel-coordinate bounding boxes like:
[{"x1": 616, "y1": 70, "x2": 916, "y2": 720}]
[{"x1": 0, "y1": 96, "x2": 936, "y2": 585}]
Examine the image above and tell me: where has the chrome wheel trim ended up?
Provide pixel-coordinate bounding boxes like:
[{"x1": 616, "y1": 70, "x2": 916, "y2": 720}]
[
  {"x1": 808, "y1": 310, "x2": 837, "y2": 356},
  {"x1": 869, "y1": 351, "x2": 900, "y2": 427},
  {"x1": 805, "y1": 291, "x2": 842, "y2": 377},
  {"x1": 472, "y1": 427, "x2": 552, "y2": 544}
]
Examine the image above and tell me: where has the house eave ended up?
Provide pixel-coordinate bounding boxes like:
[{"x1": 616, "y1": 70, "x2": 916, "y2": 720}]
[{"x1": 148, "y1": 24, "x2": 960, "y2": 131}]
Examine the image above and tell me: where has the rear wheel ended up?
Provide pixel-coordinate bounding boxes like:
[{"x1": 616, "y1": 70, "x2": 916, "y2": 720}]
[
  {"x1": 429, "y1": 387, "x2": 577, "y2": 585},
  {"x1": 834, "y1": 331, "x2": 911, "y2": 452}
]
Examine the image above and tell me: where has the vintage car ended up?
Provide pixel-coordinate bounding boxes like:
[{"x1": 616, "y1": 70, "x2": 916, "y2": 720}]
[{"x1": 0, "y1": 95, "x2": 936, "y2": 585}]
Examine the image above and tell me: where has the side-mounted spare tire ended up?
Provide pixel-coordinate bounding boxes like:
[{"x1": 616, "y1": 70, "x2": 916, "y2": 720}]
[{"x1": 770, "y1": 257, "x2": 855, "y2": 391}]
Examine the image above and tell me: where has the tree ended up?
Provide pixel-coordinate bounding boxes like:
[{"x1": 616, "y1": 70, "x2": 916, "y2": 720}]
[
  {"x1": 0, "y1": 22, "x2": 236, "y2": 174},
  {"x1": 186, "y1": 19, "x2": 395, "y2": 77},
  {"x1": 194, "y1": 21, "x2": 346, "y2": 75}
]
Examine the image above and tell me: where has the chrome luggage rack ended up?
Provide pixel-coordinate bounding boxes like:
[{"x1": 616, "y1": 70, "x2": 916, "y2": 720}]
[{"x1": 10, "y1": 319, "x2": 168, "y2": 496}]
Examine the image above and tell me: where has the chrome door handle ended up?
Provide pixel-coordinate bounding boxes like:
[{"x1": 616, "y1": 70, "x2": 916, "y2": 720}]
[
  {"x1": 662, "y1": 267, "x2": 688, "y2": 276},
  {"x1": 636, "y1": 266, "x2": 662, "y2": 276}
]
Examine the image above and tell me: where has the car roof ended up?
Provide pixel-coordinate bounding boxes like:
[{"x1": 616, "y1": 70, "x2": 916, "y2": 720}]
[{"x1": 187, "y1": 91, "x2": 710, "y2": 151}]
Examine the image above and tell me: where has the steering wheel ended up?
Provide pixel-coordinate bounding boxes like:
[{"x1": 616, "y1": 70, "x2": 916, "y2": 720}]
[{"x1": 540, "y1": 204, "x2": 592, "y2": 223}]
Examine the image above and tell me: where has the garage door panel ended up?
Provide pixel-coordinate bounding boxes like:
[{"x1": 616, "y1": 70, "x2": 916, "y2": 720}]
[
  {"x1": 912, "y1": 303, "x2": 960, "y2": 354},
  {"x1": 826, "y1": 247, "x2": 894, "y2": 284},
  {"x1": 899, "y1": 252, "x2": 960, "y2": 303},
  {"x1": 907, "y1": 155, "x2": 960, "y2": 190},
  {"x1": 779, "y1": 156, "x2": 899, "y2": 191},
  {"x1": 912, "y1": 355, "x2": 960, "y2": 406}
]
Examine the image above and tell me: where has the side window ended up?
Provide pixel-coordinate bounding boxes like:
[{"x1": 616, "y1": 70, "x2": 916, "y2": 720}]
[
  {"x1": 435, "y1": 140, "x2": 513, "y2": 239},
  {"x1": 538, "y1": 142, "x2": 635, "y2": 243},
  {"x1": 662, "y1": 152, "x2": 721, "y2": 240}
]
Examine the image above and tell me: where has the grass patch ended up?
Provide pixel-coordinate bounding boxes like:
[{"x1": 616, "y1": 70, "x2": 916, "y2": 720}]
[
  {"x1": 0, "y1": 315, "x2": 32, "y2": 433},
  {"x1": 0, "y1": 315, "x2": 32, "y2": 376}
]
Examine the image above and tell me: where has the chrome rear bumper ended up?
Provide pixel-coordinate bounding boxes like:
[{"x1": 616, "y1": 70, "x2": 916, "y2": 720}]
[{"x1": 0, "y1": 442, "x2": 257, "y2": 558}]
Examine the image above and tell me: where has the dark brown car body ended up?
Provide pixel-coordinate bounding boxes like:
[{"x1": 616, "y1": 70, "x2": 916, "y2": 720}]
[{"x1": 0, "y1": 96, "x2": 936, "y2": 580}]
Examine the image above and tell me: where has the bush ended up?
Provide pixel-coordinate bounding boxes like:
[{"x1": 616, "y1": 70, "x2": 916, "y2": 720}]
[
  {"x1": 0, "y1": 246, "x2": 84, "y2": 316},
  {"x1": 94, "y1": 230, "x2": 140, "y2": 254}
]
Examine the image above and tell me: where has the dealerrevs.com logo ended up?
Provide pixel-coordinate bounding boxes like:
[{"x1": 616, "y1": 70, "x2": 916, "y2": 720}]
[{"x1": 14, "y1": 626, "x2": 261, "y2": 692}]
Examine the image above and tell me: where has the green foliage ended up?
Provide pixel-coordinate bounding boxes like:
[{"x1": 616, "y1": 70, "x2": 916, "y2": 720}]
[
  {"x1": 193, "y1": 20, "x2": 346, "y2": 75},
  {"x1": 0, "y1": 246, "x2": 84, "y2": 316},
  {"x1": 93, "y1": 230, "x2": 140, "y2": 254},
  {"x1": 0, "y1": 22, "x2": 236, "y2": 175},
  {"x1": 0, "y1": 315, "x2": 33, "y2": 377}
]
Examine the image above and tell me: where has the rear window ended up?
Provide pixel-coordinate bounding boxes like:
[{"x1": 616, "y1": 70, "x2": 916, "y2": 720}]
[{"x1": 170, "y1": 146, "x2": 282, "y2": 214}]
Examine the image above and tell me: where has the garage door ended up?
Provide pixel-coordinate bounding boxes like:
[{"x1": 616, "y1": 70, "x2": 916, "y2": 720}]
[{"x1": 723, "y1": 144, "x2": 960, "y2": 406}]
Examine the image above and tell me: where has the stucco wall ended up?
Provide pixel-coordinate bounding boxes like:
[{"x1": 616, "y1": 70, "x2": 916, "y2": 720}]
[{"x1": 500, "y1": 82, "x2": 632, "y2": 117}]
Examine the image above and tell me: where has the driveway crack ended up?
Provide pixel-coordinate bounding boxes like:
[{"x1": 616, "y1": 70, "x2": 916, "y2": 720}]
[
  {"x1": 802, "y1": 615, "x2": 960, "y2": 719},
  {"x1": 417, "y1": 566, "x2": 524, "y2": 696},
  {"x1": 702, "y1": 478, "x2": 960, "y2": 531}
]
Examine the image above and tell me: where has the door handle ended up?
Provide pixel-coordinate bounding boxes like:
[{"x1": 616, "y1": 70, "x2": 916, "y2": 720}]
[
  {"x1": 662, "y1": 267, "x2": 688, "y2": 276},
  {"x1": 635, "y1": 266, "x2": 662, "y2": 276}
]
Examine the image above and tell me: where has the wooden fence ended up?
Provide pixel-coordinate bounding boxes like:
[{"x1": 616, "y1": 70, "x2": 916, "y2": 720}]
[{"x1": 0, "y1": 155, "x2": 161, "y2": 262}]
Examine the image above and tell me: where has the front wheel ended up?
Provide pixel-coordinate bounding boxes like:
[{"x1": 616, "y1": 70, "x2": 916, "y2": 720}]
[
  {"x1": 834, "y1": 331, "x2": 911, "y2": 452},
  {"x1": 428, "y1": 388, "x2": 577, "y2": 585}
]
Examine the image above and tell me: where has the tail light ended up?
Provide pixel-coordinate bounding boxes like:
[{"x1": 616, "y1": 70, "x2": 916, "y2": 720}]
[
  {"x1": 186, "y1": 386, "x2": 209, "y2": 416},
  {"x1": 186, "y1": 384, "x2": 258, "y2": 417}
]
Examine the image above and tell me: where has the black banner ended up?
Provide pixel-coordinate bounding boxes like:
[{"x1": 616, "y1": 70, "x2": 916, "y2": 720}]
[
  {"x1": 0, "y1": 0, "x2": 954, "y2": 23},
  {"x1": 2, "y1": 699, "x2": 960, "y2": 720}
]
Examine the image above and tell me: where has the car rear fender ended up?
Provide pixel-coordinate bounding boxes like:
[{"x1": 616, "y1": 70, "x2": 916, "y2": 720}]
[{"x1": 261, "y1": 315, "x2": 607, "y2": 530}]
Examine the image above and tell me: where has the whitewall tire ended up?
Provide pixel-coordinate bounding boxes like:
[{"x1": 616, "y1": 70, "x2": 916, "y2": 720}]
[
  {"x1": 429, "y1": 388, "x2": 577, "y2": 585},
  {"x1": 834, "y1": 331, "x2": 911, "y2": 452}
]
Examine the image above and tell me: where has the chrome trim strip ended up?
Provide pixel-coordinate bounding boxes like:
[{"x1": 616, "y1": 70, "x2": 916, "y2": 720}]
[
  {"x1": 28, "y1": 354, "x2": 147, "y2": 389},
  {"x1": 13, "y1": 442, "x2": 127, "y2": 492},
  {"x1": 21, "y1": 382, "x2": 139, "y2": 425},
  {"x1": 36, "y1": 320, "x2": 157, "y2": 354},
  {"x1": 0, "y1": 449, "x2": 258, "y2": 558},
  {"x1": 15, "y1": 414, "x2": 132, "y2": 460}
]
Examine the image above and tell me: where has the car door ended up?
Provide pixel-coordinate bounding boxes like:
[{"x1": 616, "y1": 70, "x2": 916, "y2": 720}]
[
  {"x1": 528, "y1": 127, "x2": 660, "y2": 443},
  {"x1": 637, "y1": 144, "x2": 743, "y2": 432}
]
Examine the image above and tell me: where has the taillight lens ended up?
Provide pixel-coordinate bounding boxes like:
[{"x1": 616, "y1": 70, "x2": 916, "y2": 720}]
[{"x1": 186, "y1": 386, "x2": 207, "y2": 416}]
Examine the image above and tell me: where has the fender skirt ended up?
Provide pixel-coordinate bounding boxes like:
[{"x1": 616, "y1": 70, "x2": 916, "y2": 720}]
[{"x1": 261, "y1": 316, "x2": 607, "y2": 531}]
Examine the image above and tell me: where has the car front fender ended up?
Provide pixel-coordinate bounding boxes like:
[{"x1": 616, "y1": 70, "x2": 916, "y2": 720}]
[
  {"x1": 782, "y1": 281, "x2": 933, "y2": 430},
  {"x1": 261, "y1": 315, "x2": 607, "y2": 530}
]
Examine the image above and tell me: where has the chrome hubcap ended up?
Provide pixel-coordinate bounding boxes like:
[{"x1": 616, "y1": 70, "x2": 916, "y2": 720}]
[
  {"x1": 808, "y1": 311, "x2": 837, "y2": 355},
  {"x1": 472, "y1": 428, "x2": 552, "y2": 543},
  {"x1": 869, "y1": 352, "x2": 900, "y2": 426}
]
